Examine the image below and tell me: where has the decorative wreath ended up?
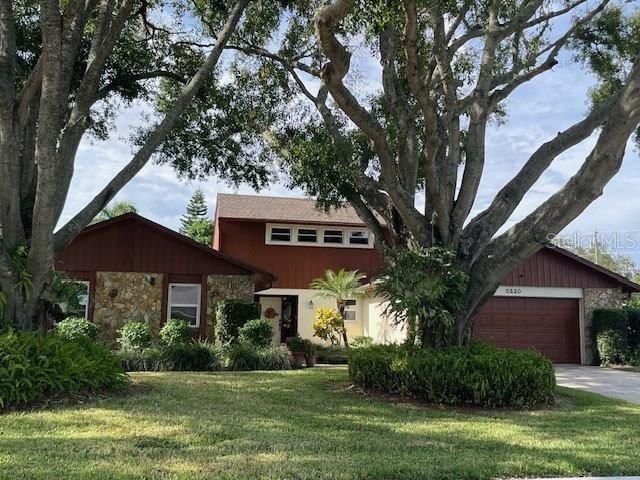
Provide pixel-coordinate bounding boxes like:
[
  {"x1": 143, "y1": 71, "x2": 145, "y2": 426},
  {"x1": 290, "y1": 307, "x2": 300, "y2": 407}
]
[{"x1": 263, "y1": 307, "x2": 278, "y2": 319}]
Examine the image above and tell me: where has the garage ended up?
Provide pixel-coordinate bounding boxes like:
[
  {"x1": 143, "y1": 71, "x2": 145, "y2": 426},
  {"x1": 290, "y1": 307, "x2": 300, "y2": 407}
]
[{"x1": 474, "y1": 296, "x2": 581, "y2": 364}]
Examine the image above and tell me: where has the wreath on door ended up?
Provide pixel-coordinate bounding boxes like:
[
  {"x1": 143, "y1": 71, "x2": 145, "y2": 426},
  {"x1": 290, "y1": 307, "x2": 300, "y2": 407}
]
[{"x1": 263, "y1": 307, "x2": 278, "y2": 319}]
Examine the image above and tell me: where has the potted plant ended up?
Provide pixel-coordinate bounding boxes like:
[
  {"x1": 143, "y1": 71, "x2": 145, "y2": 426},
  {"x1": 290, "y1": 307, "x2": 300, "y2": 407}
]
[
  {"x1": 303, "y1": 340, "x2": 318, "y2": 367},
  {"x1": 286, "y1": 336, "x2": 306, "y2": 369}
]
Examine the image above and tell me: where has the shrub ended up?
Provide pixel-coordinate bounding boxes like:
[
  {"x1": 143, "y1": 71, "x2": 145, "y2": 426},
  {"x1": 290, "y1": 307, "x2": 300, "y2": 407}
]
[
  {"x1": 159, "y1": 319, "x2": 192, "y2": 347},
  {"x1": 348, "y1": 343, "x2": 555, "y2": 408},
  {"x1": 238, "y1": 319, "x2": 273, "y2": 348},
  {"x1": 160, "y1": 341, "x2": 221, "y2": 371},
  {"x1": 0, "y1": 331, "x2": 128, "y2": 409},
  {"x1": 55, "y1": 317, "x2": 99, "y2": 342},
  {"x1": 302, "y1": 339, "x2": 319, "y2": 357},
  {"x1": 215, "y1": 300, "x2": 261, "y2": 345},
  {"x1": 116, "y1": 347, "x2": 164, "y2": 372},
  {"x1": 226, "y1": 342, "x2": 292, "y2": 371},
  {"x1": 285, "y1": 335, "x2": 306, "y2": 353},
  {"x1": 351, "y1": 336, "x2": 374, "y2": 348},
  {"x1": 593, "y1": 309, "x2": 629, "y2": 364},
  {"x1": 626, "y1": 308, "x2": 640, "y2": 353},
  {"x1": 316, "y1": 345, "x2": 349, "y2": 364},
  {"x1": 313, "y1": 307, "x2": 344, "y2": 345},
  {"x1": 118, "y1": 321, "x2": 152, "y2": 351}
]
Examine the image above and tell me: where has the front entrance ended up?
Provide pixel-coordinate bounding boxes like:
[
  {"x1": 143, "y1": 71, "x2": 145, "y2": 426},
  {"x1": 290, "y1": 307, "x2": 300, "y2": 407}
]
[{"x1": 279, "y1": 296, "x2": 298, "y2": 343}]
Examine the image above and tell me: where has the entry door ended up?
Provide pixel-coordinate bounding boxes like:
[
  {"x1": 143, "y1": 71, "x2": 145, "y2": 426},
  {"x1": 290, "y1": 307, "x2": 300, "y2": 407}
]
[
  {"x1": 474, "y1": 297, "x2": 581, "y2": 363},
  {"x1": 280, "y1": 296, "x2": 299, "y2": 343}
]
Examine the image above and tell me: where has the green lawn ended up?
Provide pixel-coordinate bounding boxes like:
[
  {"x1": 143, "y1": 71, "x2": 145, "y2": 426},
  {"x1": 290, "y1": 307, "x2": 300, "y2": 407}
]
[{"x1": 1, "y1": 368, "x2": 640, "y2": 480}]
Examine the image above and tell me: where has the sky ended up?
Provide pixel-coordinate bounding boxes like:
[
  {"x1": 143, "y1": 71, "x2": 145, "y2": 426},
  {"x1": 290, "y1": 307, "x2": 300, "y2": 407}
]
[{"x1": 60, "y1": 30, "x2": 640, "y2": 263}]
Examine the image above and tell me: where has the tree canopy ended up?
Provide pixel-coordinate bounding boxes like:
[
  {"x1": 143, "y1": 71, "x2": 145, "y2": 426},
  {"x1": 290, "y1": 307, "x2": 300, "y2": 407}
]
[{"x1": 180, "y1": 189, "x2": 214, "y2": 246}]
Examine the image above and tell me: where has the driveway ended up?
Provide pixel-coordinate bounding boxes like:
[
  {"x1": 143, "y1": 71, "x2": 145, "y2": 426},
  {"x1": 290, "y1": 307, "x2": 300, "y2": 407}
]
[{"x1": 556, "y1": 365, "x2": 640, "y2": 404}]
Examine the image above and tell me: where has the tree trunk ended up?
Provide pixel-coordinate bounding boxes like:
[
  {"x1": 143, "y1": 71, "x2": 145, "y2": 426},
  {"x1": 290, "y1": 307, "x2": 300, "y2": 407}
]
[{"x1": 337, "y1": 301, "x2": 349, "y2": 348}]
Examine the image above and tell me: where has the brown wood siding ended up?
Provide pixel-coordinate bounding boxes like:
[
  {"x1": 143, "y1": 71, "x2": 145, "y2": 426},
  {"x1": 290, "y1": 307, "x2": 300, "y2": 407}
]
[
  {"x1": 55, "y1": 217, "x2": 251, "y2": 276},
  {"x1": 217, "y1": 219, "x2": 384, "y2": 289},
  {"x1": 502, "y1": 248, "x2": 621, "y2": 289}
]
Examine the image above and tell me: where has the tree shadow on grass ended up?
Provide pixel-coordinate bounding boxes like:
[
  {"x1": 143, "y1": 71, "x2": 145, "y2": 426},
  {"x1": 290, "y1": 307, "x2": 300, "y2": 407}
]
[{"x1": 1, "y1": 370, "x2": 640, "y2": 480}]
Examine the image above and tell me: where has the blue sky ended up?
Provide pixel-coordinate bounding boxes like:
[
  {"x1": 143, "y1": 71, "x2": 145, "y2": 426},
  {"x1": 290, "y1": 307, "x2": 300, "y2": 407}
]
[{"x1": 60, "y1": 45, "x2": 640, "y2": 262}]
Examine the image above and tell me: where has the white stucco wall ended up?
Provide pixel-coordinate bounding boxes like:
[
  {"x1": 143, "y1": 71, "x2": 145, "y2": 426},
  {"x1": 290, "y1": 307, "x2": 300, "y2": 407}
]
[
  {"x1": 258, "y1": 296, "x2": 282, "y2": 347},
  {"x1": 362, "y1": 296, "x2": 407, "y2": 344}
]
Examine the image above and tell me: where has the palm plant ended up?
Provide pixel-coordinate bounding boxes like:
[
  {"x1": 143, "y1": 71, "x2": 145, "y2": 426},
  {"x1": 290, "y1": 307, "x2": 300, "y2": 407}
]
[
  {"x1": 92, "y1": 200, "x2": 138, "y2": 224},
  {"x1": 310, "y1": 269, "x2": 366, "y2": 347}
]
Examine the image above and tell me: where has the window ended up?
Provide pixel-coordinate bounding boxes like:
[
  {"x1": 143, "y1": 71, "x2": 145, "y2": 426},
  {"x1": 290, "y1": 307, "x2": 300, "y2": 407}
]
[
  {"x1": 323, "y1": 229, "x2": 344, "y2": 244},
  {"x1": 297, "y1": 227, "x2": 318, "y2": 243},
  {"x1": 343, "y1": 299, "x2": 357, "y2": 322},
  {"x1": 270, "y1": 226, "x2": 291, "y2": 242},
  {"x1": 168, "y1": 284, "x2": 201, "y2": 327},
  {"x1": 349, "y1": 229, "x2": 370, "y2": 245}
]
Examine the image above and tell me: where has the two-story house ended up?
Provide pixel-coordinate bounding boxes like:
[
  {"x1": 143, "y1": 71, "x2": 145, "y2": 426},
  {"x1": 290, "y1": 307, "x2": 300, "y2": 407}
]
[{"x1": 54, "y1": 192, "x2": 639, "y2": 364}]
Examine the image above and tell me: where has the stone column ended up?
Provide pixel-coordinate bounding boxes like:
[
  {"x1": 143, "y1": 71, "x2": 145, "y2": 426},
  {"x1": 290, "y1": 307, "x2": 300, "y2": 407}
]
[
  {"x1": 205, "y1": 274, "x2": 255, "y2": 340},
  {"x1": 583, "y1": 287, "x2": 625, "y2": 365}
]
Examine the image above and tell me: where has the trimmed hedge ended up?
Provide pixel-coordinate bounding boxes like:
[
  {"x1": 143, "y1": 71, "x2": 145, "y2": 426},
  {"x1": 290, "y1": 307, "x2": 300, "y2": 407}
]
[
  {"x1": 238, "y1": 319, "x2": 273, "y2": 348},
  {"x1": 118, "y1": 321, "x2": 152, "y2": 351},
  {"x1": 116, "y1": 341, "x2": 221, "y2": 372},
  {"x1": 55, "y1": 317, "x2": 100, "y2": 342},
  {"x1": 0, "y1": 331, "x2": 128, "y2": 409},
  {"x1": 593, "y1": 308, "x2": 631, "y2": 364},
  {"x1": 215, "y1": 300, "x2": 261, "y2": 345},
  {"x1": 159, "y1": 319, "x2": 192, "y2": 347},
  {"x1": 348, "y1": 343, "x2": 555, "y2": 408},
  {"x1": 226, "y1": 342, "x2": 291, "y2": 371},
  {"x1": 317, "y1": 345, "x2": 349, "y2": 364}
]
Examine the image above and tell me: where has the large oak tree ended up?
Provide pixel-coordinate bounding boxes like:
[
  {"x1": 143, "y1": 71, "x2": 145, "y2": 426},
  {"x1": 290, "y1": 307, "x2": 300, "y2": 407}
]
[
  {"x1": 0, "y1": 0, "x2": 278, "y2": 328},
  {"x1": 231, "y1": 0, "x2": 640, "y2": 344}
]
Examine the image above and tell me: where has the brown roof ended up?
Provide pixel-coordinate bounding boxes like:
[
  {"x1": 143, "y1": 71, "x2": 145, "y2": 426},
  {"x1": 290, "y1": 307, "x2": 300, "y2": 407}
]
[{"x1": 215, "y1": 193, "x2": 368, "y2": 226}]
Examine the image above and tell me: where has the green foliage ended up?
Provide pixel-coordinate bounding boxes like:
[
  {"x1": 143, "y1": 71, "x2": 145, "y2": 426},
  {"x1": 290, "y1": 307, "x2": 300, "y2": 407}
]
[
  {"x1": 118, "y1": 321, "x2": 152, "y2": 352},
  {"x1": 55, "y1": 317, "x2": 100, "y2": 342},
  {"x1": 560, "y1": 237, "x2": 638, "y2": 279},
  {"x1": 285, "y1": 335, "x2": 305, "y2": 353},
  {"x1": 117, "y1": 342, "x2": 221, "y2": 372},
  {"x1": 160, "y1": 341, "x2": 222, "y2": 372},
  {"x1": 226, "y1": 342, "x2": 291, "y2": 371},
  {"x1": 238, "y1": 319, "x2": 273, "y2": 348},
  {"x1": 159, "y1": 319, "x2": 193, "y2": 347},
  {"x1": 590, "y1": 308, "x2": 640, "y2": 365},
  {"x1": 215, "y1": 300, "x2": 261, "y2": 345},
  {"x1": 376, "y1": 247, "x2": 468, "y2": 348},
  {"x1": 312, "y1": 307, "x2": 345, "y2": 345},
  {"x1": 351, "y1": 336, "x2": 374, "y2": 349},
  {"x1": 180, "y1": 189, "x2": 214, "y2": 245},
  {"x1": 183, "y1": 218, "x2": 214, "y2": 246},
  {"x1": 316, "y1": 345, "x2": 349, "y2": 365},
  {"x1": 0, "y1": 331, "x2": 128, "y2": 409},
  {"x1": 92, "y1": 200, "x2": 137, "y2": 224},
  {"x1": 302, "y1": 339, "x2": 318, "y2": 356},
  {"x1": 348, "y1": 343, "x2": 556, "y2": 408}
]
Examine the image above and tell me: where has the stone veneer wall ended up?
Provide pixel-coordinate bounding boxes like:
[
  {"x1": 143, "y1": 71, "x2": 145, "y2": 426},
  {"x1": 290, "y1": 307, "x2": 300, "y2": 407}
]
[
  {"x1": 205, "y1": 274, "x2": 255, "y2": 339},
  {"x1": 583, "y1": 287, "x2": 626, "y2": 365},
  {"x1": 93, "y1": 272, "x2": 164, "y2": 345}
]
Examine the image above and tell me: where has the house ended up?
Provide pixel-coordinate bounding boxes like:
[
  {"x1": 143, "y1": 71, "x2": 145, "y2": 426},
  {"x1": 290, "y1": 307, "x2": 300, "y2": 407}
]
[
  {"x1": 54, "y1": 213, "x2": 274, "y2": 344},
  {"x1": 214, "y1": 193, "x2": 640, "y2": 364}
]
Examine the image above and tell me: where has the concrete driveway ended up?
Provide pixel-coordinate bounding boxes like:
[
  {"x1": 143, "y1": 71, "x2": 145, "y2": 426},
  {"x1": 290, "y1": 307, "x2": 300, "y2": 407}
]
[{"x1": 555, "y1": 365, "x2": 640, "y2": 404}]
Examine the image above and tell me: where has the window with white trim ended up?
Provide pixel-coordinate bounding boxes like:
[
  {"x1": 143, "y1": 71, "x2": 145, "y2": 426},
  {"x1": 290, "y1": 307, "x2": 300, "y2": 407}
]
[
  {"x1": 343, "y1": 299, "x2": 357, "y2": 322},
  {"x1": 297, "y1": 227, "x2": 318, "y2": 243},
  {"x1": 168, "y1": 283, "x2": 201, "y2": 327},
  {"x1": 270, "y1": 226, "x2": 292, "y2": 242},
  {"x1": 265, "y1": 223, "x2": 373, "y2": 248},
  {"x1": 323, "y1": 229, "x2": 344, "y2": 245},
  {"x1": 348, "y1": 229, "x2": 370, "y2": 245}
]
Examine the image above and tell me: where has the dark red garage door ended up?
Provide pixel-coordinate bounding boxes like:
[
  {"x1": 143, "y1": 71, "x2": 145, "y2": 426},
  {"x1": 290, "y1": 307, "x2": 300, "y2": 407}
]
[{"x1": 474, "y1": 297, "x2": 581, "y2": 363}]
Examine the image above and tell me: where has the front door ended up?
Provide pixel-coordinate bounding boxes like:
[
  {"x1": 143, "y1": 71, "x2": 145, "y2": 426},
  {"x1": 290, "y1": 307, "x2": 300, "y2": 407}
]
[{"x1": 280, "y1": 296, "x2": 299, "y2": 343}]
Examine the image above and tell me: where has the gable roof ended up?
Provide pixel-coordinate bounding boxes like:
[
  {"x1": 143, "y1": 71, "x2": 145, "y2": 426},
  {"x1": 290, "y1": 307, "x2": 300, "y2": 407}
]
[
  {"x1": 546, "y1": 244, "x2": 640, "y2": 293},
  {"x1": 65, "y1": 213, "x2": 276, "y2": 288},
  {"x1": 215, "y1": 193, "x2": 368, "y2": 226}
]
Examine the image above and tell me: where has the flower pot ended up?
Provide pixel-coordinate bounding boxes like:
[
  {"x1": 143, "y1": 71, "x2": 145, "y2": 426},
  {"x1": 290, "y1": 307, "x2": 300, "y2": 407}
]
[
  {"x1": 305, "y1": 354, "x2": 317, "y2": 367},
  {"x1": 290, "y1": 352, "x2": 305, "y2": 369}
]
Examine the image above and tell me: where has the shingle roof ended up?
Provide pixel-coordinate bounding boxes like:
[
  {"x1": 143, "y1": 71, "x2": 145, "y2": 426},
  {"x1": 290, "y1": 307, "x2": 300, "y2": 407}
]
[{"x1": 215, "y1": 193, "x2": 368, "y2": 226}]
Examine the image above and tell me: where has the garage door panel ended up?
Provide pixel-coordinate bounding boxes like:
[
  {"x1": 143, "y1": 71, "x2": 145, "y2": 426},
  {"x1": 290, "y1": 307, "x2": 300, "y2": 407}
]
[{"x1": 474, "y1": 297, "x2": 581, "y2": 364}]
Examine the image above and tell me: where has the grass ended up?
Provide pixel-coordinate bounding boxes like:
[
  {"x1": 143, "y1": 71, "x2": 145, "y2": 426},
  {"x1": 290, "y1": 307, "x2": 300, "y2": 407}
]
[{"x1": 1, "y1": 368, "x2": 640, "y2": 480}]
